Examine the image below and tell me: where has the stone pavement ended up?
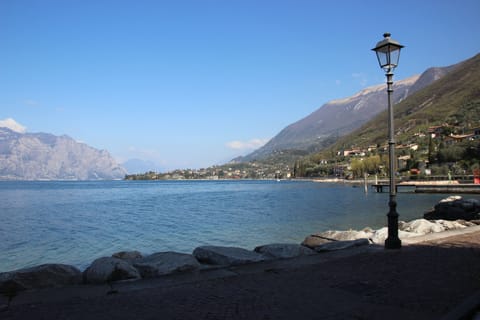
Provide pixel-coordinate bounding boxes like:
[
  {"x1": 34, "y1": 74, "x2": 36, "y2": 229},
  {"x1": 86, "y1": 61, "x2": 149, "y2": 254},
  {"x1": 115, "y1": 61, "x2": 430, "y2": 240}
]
[{"x1": 2, "y1": 228, "x2": 480, "y2": 320}]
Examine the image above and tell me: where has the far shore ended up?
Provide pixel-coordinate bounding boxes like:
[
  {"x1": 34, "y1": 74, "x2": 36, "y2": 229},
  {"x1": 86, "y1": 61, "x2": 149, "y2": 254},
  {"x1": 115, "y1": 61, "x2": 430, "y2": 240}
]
[{"x1": 310, "y1": 177, "x2": 479, "y2": 185}]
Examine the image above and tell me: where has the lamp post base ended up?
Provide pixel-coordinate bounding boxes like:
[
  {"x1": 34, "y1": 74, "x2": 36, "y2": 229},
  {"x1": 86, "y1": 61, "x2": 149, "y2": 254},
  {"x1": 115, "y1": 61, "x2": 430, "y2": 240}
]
[
  {"x1": 385, "y1": 237, "x2": 402, "y2": 249},
  {"x1": 385, "y1": 200, "x2": 402, "y2": 249}
]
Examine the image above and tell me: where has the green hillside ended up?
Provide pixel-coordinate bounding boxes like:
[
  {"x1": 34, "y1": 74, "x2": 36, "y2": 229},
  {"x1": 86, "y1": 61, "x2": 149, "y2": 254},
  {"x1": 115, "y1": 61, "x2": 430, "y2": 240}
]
[
  {"x1": 329, "y1": 53, "x2": 479, "y2": 150},
  {"x1": 300, "y1": 53, "x2": 480, "y2": 178}
]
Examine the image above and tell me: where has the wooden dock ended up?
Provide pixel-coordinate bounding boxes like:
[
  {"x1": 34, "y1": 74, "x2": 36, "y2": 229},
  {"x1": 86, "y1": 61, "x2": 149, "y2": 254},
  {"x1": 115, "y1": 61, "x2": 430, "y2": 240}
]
[{"x1": 372, "y1": 183, "x2": 480, "y2": 194}]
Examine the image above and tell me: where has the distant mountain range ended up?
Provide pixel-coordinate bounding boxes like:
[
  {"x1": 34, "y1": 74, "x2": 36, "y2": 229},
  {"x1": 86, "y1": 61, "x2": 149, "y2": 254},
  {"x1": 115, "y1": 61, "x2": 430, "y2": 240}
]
[
  {"x1": 0, "y1": 127, "x2": 127, "y2": 180},
  {"x1": 238, "y1": 62, "x2": 458, "y2": 162}
]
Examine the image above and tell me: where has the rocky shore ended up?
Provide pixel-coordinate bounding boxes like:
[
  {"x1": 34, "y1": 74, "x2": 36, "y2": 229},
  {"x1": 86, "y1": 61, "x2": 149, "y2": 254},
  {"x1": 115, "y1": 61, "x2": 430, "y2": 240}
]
[{"x1": 1, "y1": 196, "x2": 480, "y2": 297}]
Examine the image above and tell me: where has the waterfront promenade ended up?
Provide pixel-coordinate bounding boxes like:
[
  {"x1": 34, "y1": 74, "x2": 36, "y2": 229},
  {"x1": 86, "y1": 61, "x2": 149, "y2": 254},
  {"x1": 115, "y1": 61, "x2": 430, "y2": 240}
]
[{"x1": 2, "y1": 227, "x2": 480, "y2": 319}]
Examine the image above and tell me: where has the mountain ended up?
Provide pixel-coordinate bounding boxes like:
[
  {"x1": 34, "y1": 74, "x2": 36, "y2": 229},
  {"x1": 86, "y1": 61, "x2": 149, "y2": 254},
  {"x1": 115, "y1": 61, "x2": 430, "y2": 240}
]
[
  {"x1": 317, "y1": 53, "x2": 480, "y2": 153},
  {"x1": 0, "y1": 127, "x2": 127, "y2": 180},
  {"x1": 240, "y1": 63, "x2": 456, "y2": 162}
]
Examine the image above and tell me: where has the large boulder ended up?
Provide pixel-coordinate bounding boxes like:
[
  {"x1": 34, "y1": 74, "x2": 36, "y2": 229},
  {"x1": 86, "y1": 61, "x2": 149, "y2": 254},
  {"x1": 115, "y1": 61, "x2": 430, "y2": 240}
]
[
  {"x1": 302, "y1": 229, "x2": 374, "y2": 249},
  {"x1": 424, "y1": 197, "x2": 480, "y2": 221},
  {"x1": 254, "y1": 243, "x2": 315, "y2": 259},
  {"x1": 436, "y1": 219, "x2": 476, "y2": 229},
  {"x1": 314, "y1": 239, "x2": 370, "y2": 252},
  {"x1": 193, "y1": 246, "x2": 265, "y2": 266},
  {"x1": 0, "y1": 264, "x2": 82, "y2": 292},
  {"x1": 83, "y1": 257, "x2": 141, "y2": 284},
  {"x1": 399, "y1": 219, "x2": 445, "y2": 234},
  {"x1": 370, "y1": 227, "x2": 424, "y2": 245},
  {"x1": 133, "y1": 252, "x2": 200, "y2": 278}
]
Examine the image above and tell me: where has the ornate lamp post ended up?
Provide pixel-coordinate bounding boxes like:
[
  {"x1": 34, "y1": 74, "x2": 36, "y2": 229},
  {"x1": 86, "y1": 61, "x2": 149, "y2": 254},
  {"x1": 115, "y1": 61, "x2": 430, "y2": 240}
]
[{"x1": 372, "y1": 33, "x2": 404, "y2": 249}]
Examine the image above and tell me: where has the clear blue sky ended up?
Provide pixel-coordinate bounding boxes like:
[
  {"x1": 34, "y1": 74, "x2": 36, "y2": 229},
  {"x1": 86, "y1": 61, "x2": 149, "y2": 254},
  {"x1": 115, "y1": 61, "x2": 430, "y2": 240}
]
[{"x1": 1, "y1": 0, "x2": 479, "y2": 170}]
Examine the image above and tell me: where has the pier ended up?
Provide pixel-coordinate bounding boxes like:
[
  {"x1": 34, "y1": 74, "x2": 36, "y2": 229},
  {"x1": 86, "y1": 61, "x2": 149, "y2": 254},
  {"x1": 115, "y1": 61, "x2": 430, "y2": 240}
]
[{"x1": 372, "y1": 183, "x2": 480, "y2": 194}]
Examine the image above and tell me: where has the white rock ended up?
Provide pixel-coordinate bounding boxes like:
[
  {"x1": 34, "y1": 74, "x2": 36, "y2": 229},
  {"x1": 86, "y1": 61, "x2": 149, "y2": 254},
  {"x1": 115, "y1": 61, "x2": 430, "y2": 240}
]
[
  {"x1": 83, "y1": 257, "x2": 141, "y2": 284},
  {"x1": 435, "y1": 219, "x2": 470, "y2": 230},
  {"x1": 370, "y1": 227, "x2": 420, "y2": 245},
  {"x1": 439, "y1": 195, "x2": 463, "y2": 203},
  {"x1": 401, "y1": 219, "x2": 445, "y2": 234},
  {"x1": 133, "y1": 252, "x2": 200, "y2": 278},
  {"x1": 254, "y1": 243, "x2": 315, "y2": 259},
  {"x1": 193, "y1": 246, "x2": 265, "y2": 266}
]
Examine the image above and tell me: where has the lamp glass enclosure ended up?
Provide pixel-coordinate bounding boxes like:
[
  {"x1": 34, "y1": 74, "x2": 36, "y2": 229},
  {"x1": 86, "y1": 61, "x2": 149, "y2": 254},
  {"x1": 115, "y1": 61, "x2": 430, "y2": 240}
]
[{"x1": 372, "y1": 33, "x2": 404, "y2": 72}]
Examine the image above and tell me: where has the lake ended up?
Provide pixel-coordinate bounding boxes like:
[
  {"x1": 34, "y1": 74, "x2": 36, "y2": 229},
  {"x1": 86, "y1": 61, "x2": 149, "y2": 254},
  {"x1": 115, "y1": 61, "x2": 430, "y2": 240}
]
[{"x1": 1, "y1": 180, "x2": 474, "y2": 272}]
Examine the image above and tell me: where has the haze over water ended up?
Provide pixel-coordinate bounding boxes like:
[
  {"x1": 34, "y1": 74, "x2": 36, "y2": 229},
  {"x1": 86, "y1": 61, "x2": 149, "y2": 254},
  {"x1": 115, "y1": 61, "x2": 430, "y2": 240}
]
[{"x1": 2, "y1": 180, "x2": 477, "y2": 272}]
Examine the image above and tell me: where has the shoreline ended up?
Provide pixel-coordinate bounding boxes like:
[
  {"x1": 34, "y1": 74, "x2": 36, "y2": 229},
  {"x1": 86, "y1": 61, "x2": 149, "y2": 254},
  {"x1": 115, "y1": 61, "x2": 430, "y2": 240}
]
[
  {"x1": 2, "y1": 186, "x2": 479, "y2": 274},
  {"x1": 2, "y1": 223, "x2": 480, "y2": 319},
  {"x1": 2, "y1": 192, "x2": 480, "y2": 275},
  {"x1": 2, "y1": 192, "x2": 480, "y2": 318},
  {"x1": 2, "y1": 215, "x2": 479, "y2": 275}
]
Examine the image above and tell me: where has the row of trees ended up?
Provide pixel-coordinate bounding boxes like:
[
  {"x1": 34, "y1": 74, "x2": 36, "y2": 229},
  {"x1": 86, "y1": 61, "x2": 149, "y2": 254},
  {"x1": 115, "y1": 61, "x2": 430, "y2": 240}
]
[{"x1": 293, "y1": 140, "x2": 480, "y2": 179}]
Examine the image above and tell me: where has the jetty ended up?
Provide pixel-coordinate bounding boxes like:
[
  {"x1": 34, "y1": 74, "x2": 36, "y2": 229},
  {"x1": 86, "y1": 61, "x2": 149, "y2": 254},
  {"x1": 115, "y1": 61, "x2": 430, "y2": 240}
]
[{"x1": 372, "y1": 182, "x2": 480, "y2": 194}]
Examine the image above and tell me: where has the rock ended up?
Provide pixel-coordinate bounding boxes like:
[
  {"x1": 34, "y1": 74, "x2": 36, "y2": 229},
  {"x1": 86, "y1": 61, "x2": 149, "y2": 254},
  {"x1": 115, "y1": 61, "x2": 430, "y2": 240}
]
[
  {"x1": 302, "y1": 229, "x2": 374, "y2": 249},
  {"x1": 439, "y1": 195, "x2": 463, "y2": 203},
  {"x1": 469, "y1": 219, "x2": 480, "y2": 225},
  {"x1": 424, "y1": 197, "x2": 480, "y2": 221},
  {"x1": 112, "y1": 250, "x2": 143, "y2": 261},
  {"x1": 400, "y1": 219, "x2": 445, "y2": 234},
  {"x1": 83, "y1": 257, "x2": 141, "y2": 284},
  {"x1": 133, "y1": 252, "x2": 200, "y2": 278},
  {"x1": 0, "y1": 264, "x2": 82, "y2": 292},
  {"x1": 193, "y1": 246, "x2": 265, "y2": 266},
  {"x1": 435, "y1": 219, "x2": 473, "y2": 230},
  {"x1": 301, "y1": 235, "x2": 334, "y2": 248},
  {"x1": 254, "y1": 243, "x2": 315, "y2": 259},
  {"x1": 370, "y1": 227, "x2": 422, "y2": 245},
  {"x1": 314, "y1": 238, "x2": 370, "y2": 252}
]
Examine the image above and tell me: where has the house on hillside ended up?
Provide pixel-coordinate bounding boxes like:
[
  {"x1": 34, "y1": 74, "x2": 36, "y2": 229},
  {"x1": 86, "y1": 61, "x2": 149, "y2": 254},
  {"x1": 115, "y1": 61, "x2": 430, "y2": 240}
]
[
  {"x1": 342, "y1": 149, "x2": 365, "y2": 157},
  {"x1": 428, "y1": 124, "x2": 456, "y2": 138},
  {"x1": 396, "y1": 144, "x2": 417, "y2": 151},
  {"x1": 428, "y1": 125, "x2": 446, "y2": 138},
  {"x1": 445, "y1": 133, "x2": 474, "y2": 145},
  {"x1": 473, "y1": 127, "x2": 480, "y2": 139},
  {"x1": 397, "y1": 155, "x2": 411, "y2": 171}
]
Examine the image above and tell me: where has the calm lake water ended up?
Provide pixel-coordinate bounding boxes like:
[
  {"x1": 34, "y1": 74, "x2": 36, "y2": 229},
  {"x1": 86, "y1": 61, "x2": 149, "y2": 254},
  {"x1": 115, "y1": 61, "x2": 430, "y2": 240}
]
[{"x1": 1, "y1": 180, "x2": 477, "y2": 272}]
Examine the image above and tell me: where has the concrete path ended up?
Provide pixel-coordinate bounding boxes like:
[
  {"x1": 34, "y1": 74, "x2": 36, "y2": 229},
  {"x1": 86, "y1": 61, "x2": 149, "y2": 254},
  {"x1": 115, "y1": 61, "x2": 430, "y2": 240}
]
[{"x1": 2, "y1": 228, "x2": 480, "y2": 319}]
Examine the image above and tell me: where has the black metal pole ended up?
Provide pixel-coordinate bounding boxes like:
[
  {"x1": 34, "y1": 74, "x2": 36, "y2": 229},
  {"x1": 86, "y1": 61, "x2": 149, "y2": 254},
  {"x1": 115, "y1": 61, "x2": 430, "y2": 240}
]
[{"x1": 385, "y1": 71, "x2": 401, "y2": 249}]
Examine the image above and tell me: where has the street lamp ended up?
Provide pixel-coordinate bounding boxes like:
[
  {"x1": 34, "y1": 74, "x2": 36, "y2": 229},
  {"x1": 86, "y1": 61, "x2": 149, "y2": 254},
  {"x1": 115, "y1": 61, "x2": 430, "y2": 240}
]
[{"x1": 372, "y1": 33, "x2": 404, "y2": 249}]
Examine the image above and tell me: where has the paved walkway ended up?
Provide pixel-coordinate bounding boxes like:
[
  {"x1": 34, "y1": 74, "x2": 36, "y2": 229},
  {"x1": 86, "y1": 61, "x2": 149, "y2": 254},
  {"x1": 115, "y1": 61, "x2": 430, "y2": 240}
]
[{"x1": 2, "y1": 228, "x2": 480, "y2": 319}]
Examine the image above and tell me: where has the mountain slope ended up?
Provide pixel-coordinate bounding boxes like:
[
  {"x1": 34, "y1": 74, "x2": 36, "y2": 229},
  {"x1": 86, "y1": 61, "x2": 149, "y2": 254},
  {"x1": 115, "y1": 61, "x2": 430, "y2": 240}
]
[
  {"x1": 0, "y1": 128, "x2": 127, "y2": 180},
  {"x1": 241, "y1": 63, "x2": 457, "y2": 162},
  {"x1": 317, "y1": 53, "x2": 480, "y2": 156}
]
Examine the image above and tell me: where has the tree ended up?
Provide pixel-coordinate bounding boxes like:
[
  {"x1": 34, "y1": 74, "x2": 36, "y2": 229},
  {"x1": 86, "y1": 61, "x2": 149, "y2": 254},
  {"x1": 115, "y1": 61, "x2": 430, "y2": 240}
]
[{"x1": 350, "y1": 156, "x2": 383, "y2": 179}]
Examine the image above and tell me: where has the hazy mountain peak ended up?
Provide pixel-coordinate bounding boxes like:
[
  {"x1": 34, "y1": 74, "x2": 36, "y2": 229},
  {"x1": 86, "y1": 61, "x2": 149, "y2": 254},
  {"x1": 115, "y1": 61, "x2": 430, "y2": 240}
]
[
  {"x1": 0, "y1": 118, "x2": 26, "y2": 133},
  {"x1": 0, "y1": 129, "x2": 127, "y2": 180},
  {"x1": 330, "y1": 75, "x2": 420, "y2": 105}
]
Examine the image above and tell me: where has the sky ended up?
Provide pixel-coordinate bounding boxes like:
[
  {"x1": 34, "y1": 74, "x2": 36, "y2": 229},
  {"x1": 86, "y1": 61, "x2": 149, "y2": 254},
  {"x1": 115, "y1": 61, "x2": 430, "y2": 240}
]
[{"x1": 1, "y1": 0, "x2": 480, "y2": 171}]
